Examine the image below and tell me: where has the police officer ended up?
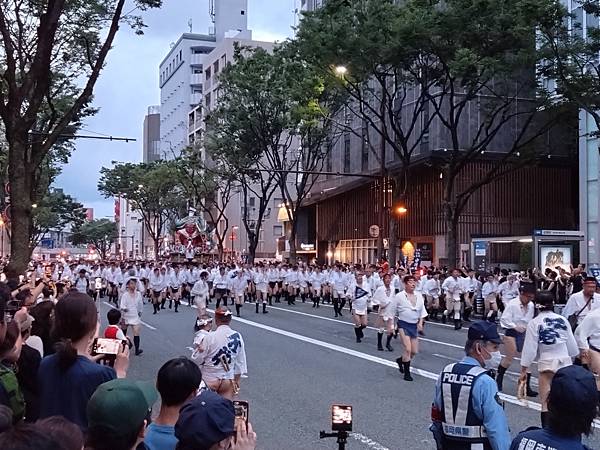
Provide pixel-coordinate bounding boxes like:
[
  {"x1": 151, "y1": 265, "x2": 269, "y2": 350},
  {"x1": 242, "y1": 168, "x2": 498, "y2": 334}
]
[{"x1": 431, "y1": 320, "x2": 510, "y2": 450}]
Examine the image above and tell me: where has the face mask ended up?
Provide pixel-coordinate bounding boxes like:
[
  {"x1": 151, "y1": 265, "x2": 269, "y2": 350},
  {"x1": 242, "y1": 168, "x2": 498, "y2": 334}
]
[{"x1": 482, "y1": 348, "x2": 502, "y2": 370}]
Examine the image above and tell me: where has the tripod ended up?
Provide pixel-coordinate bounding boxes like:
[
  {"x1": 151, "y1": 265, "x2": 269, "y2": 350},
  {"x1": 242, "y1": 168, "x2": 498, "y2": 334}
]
[{"x1": 319, "y1": 430, "x2": 348, "y2": 450}]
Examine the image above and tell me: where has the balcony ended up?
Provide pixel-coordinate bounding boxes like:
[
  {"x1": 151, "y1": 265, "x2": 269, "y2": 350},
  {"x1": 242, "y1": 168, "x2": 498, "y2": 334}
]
[
  {"x1": 190, "y1": 73, "x2": 203, "y2": 85},
  {"x1": 190, "y1": 93, "x2": 202, "y2": 105},
  {"x1": 190, "y1": 53, "x2": 204, "y2": 66}
]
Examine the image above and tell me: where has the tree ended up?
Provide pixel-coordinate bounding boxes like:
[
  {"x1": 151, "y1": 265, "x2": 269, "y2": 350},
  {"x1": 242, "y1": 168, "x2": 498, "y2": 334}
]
[
  {"x1": 174, "y1": 147, "x2": 235, "y2": 261},
  {"x1": 205, "y1": 46, "x2": 291, "y2": 263},
  {"x1": 30, "y1": 189, "x2": 85, "y2": 250},
  {"x1": 98, "y1": 161, "x2": 185, "y2": 259},
  {"x1": 403, "y1": 0, "x2": 571, "y2": 267},
  {"x1": 296, "y1": 0, "x2": 439, "y2": 264},
  {"x1": 0, "y1": 0, "x2": 161, "y2": 278},
  {"x1": 537, "y1": 0, "x2": 600, "y2": 133},
  {"x1": 70, "y1": 219, "x2": 118, "y2": 259}
]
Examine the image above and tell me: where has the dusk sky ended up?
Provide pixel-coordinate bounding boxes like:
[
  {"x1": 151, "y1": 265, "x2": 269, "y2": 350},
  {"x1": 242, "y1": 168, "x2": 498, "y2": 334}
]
[{"x1": 55, "y1": 0, "x2": 296, "y2": 219}]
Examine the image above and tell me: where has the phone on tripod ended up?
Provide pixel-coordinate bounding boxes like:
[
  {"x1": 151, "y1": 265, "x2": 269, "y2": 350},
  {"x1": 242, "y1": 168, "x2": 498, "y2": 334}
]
[{"x1": 331, "y1": 404, "x2": 352, "y2": 432}]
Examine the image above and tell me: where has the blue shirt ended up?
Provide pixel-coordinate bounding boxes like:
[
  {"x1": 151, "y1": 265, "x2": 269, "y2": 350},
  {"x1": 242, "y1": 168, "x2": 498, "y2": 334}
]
[
  {"x1": 433, "y1": 356, "x2": 511, "y2": 450},
  {"x1": 145, "y1": 423, "x2": 178, "y2": 450},
  {"x1": 38, "y1": 354, "x2": 115, "y2": 429},
  {"x1": 510, "y1": 427, "x2": 591, "y2": 450}
]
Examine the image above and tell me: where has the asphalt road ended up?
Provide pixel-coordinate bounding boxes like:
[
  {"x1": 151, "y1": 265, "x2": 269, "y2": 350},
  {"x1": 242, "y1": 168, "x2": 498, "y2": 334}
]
[{"x1": 97, "y1": 297, "x2": 600, "y2": 450}]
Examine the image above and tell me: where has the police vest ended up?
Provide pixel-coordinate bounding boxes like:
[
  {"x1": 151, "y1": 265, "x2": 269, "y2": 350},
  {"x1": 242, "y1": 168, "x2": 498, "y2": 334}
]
[
  {"x1": 0, "y1": 364, "x2": 25, "y2": 423},
  {"x1": 440, "y1": 362, "x2": 491, "y2": 449}
]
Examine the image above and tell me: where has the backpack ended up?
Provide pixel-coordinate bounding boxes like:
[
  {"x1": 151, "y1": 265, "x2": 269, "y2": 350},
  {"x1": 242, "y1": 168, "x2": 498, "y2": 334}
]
[{"x1": 0, "y1": 364, "x2": 25, "y2": 423}]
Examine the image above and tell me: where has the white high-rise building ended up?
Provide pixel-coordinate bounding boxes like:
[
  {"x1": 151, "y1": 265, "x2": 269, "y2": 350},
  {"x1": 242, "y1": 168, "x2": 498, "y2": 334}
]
[
  {"x1": 159, "y1": 34, "x2": 217, "y2": 158},
  {"x1": 211, "y1": 0, "x2": 251, "y2": 41}
]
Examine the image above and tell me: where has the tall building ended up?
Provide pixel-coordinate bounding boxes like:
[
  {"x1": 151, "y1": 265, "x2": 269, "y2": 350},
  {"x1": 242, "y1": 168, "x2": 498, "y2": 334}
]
[
  {"x1": 199, "y1": 35, "x2": 284, "y2": 258},
  {"x1": 159, "y1": 34, "x2": 217, "y2": 157},
  {"x1": 143, "y1": 105, "x2": 161, "y2": 162},
  {"x1": 561, "y1": 0, "x2": 600, "y2": 267},
  {"x1": 211, "y1": 0, "x2": 250, "y2": 41},
  {"x1": 300, "y1": 0, "x2": 324, "y2": 12}
]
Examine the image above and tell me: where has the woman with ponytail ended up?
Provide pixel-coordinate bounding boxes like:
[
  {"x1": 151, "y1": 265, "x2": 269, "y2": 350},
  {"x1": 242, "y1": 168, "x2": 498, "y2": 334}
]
[{"x1": 38, "y1": 291, "x2": 129, "y2": 430}]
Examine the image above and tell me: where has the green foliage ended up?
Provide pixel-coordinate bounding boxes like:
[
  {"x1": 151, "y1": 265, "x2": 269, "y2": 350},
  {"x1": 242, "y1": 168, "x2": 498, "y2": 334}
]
[
  {"x1": 31, "y1": 189, "x2": 86, "y2": 248},
  {"x1": 98, "y1": 160, "x2": 186, "y2": 250},
  {"x1": 69, "y1": 218, "x2": 117, "y2": 259}
]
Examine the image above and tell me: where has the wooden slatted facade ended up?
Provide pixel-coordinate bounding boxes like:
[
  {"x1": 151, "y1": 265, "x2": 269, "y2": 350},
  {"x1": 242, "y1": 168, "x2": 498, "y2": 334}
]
[{"x1": 311, "y1": 162, "x2": 576, "y2": 264}]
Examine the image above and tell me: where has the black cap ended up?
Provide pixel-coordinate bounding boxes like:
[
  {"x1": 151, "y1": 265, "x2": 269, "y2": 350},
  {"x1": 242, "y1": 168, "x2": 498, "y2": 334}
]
[
  {"x1": 467, "y1": 320, "x2": 502, "y2": 344},
  {"x1": 549, "y1": 365, "x2": 597, "y2": 414}
]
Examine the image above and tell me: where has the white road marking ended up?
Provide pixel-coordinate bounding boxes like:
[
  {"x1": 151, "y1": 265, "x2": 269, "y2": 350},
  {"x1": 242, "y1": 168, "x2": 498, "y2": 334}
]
[
  {"x1": 102, "y1": 302, "x2": 157, "y2": 330},
  {"x1": 221, "y1": 310, "x2": 600, "y2": 424},
  {"x1": 268, "y1": 305, "x2": 466, "y2": 350},
  {"x1": 350, "y1": 432, "x2": 390, "y2": 450}
]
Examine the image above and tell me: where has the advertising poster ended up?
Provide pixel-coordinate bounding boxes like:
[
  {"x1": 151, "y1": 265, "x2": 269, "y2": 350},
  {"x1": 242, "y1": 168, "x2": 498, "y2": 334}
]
[{"x1": 539, "y1": 245, "x2": 572, "y2": 271}]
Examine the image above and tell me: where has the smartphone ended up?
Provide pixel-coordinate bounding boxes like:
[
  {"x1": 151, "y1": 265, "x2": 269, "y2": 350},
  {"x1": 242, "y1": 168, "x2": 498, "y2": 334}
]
[
  {"x1": 233, "y1": 400, "x2": 249, "y2": 427},
  {"x1": 92, "y1": 338, "x2": 123, "y2": 356},
  {"x1": 331, "y1": 404, "x2": 352, "y2": 432}
]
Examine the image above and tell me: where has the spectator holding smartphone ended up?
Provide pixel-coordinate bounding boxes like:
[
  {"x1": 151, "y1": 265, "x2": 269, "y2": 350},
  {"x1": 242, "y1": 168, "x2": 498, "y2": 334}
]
[
  {"x1": 38, "y1": 292, "x2": 129, "y2": 430},
  {"x1": 174, "y1": 390, "x2": 257, "y2": 450}
]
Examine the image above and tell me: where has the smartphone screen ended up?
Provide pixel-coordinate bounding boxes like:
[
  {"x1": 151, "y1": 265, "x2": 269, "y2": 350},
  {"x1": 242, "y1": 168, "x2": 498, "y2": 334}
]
[
  {"x1": 233, "y1": 400, "x2": 249, "y2": 427},
  {"x1": 92, "y1": 338, "x2": 122, "y2": 355},
  {"x1": 331, "y1": 405, "x2": 352, "y2": 432}
]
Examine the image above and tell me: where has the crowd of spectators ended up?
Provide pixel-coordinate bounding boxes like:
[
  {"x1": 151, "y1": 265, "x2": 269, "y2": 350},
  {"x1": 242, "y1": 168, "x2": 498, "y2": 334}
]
[{"x1": 0, "y1": 273, "x2": 257, "y2": 450}]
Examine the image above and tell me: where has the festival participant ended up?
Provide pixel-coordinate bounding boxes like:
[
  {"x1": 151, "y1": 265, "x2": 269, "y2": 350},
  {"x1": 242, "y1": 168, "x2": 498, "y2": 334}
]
[
  {"x1": 372, "y1": 273, "x2": 396, "y2": 352},
  {"x1": 423, "y1": 271, "x2": 441, "y2": 321},
  {"x1": 349, "y1": 271, "x2": 370, "y2": 343},
  {"x1": 482, "y1": 273, "x2": 499, "y2": 322},
  {"x1": 193, "y1": 307, "x2": 247, "y2": 400},
  {"x1": 231, "y1": 269, "x2": 248, "y2": 317},
  {"x1": 441, "y1": 268, "x2": 464, "y2": 330},
  {"x1": 212, "y1": 266, "x2": 230, "y2": 309},
  {"x1": 191, "y1": 271, "x2": 210, "y2": 326},
  {"x1": 520, "y1": 290, "x2": 578, "y2": 427},
  {"x1": 328, "y1": 265, "x2": 347, "y2": 317},
  {"x1": 148, "y1": 267, "x2": 165, "y2": 315},
  {"x1": 168, "y1": 265, "x2": 186, "y2": 313},
  {"x1": 266, "y1": 264, "x2": 279, "y2": 305},
  {"x1": 253, "y1": 265, "x2": 269, "y2": 314},
  {"x1": 496, "y1": 280, "x2": 537, "y2": 397},
  {"x1": 309, "y1": 266, "x2": 325, "y2": 308},
  {"x1": 120, "y1": 276, "x2": 144, "y2": 356},
  {"x1": 394, "y1": 275, "x2": 428, "y2": 381}
]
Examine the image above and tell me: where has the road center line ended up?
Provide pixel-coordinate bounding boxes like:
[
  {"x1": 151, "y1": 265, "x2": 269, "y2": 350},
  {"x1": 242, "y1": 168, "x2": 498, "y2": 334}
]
[
  {"x1": 268, "y1": 305, "x2": 466, "y2": 350},
  {"x1": 102, "y1": 301, "x2": 157, "y2": 331}
]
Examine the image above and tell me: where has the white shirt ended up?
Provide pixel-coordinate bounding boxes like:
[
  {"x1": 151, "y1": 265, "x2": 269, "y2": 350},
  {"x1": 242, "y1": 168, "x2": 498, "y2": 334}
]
[
  {"x1": 498, "y1": 280, "x2": 520, "y2": 300},
  {"x1": 328, "y1": 271, "x2": 346, "y2": 291},
  {"x1": 119, "y1": 290, "x2": 143, "y2": 325},
  {"x1": 500, "y1": 297, "x2": 534, "y2": 330},
  {"x1": 395, "y1": 291, "x2": 428, "y2": 324},
  {"x1": 442, "y1": 276, "x2": 462, "y2": 300},
  {"x1": 423, "y1": 278, "x2": 441, "y2": 298},
  {"x1": 213, "y1": 273, "x2": 230, "y2": 290},
  {"x1": 482, "y1": 280, "x2": 498, "y2": 298},
  {"x1": 196, "y1": 324, "x2": 247, "y2": 381},
  {"x1": 349, "y1": 280, "x2": 371, "y2": 313},
  {"x1": 231, "y1": 275, "x2": 248, "y2": 295},
  {"x1": 373, "y1": 285, "x2": 396, "y2": 319},
  {"x1": 575, "y1": 307, "x2": 600, "y2": 350},
  {"x1": 521, "y1": 311, "x2": 578, "y2": 367},
  {"x1": 191, "y1": 279, "x2": 209, "y2": 298},
  {"x1": 562, "y1": 291, "x2": 600, "y2": 326},
  {"x1": 149, "y1": 272, "x2": 165, "y2": 291}
]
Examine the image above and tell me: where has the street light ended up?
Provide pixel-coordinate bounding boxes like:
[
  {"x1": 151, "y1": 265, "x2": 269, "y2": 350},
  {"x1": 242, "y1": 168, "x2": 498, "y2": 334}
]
[
  {"x1": 31, "y1": 203, "x2": 37, "y2": 209},
  {"x1": 334, "y1": 65, "x2": 348, "y2": 76},
  {"x1": 230, "y1": 226, "x2": 239, "y2": 260},
  {"x1": 396, "y1": 205, "x2": 408, "y2": 215}
]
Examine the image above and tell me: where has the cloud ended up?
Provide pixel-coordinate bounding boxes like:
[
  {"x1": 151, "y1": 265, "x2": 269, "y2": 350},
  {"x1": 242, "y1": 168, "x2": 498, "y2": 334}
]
[{"x1": 56, "y1": 0, "x2": 295, "y2": 215}]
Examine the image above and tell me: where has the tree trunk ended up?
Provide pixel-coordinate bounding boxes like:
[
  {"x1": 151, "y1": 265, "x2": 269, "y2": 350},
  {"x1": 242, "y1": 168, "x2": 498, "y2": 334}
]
[
  {"x1": 247, "y1": 235, "x2": 257, "y2": 265},
  {"x1": 154, "y1": 237, "x2": 161, "y2": 260},
  {"x1": 444, "y1": 203, "x2": 460, "y2": 269},
  {"x1": 6, "y1": 139, "x2": 34, "y2": 280},
  {"x1": 389, "y1": 216, "x2": 398, "y2": 267},
  {"x1": 288, "y1": 220, "x2": 298, "y2": 264},
  {"x1": 217, "y1": 241, "x2": 224, "y2": 262}
]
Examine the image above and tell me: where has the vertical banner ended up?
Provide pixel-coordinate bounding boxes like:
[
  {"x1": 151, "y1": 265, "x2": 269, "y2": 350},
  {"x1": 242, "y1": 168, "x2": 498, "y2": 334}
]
[{"x1": 473, "y1": 241, "x2": 487, "y2": 273}]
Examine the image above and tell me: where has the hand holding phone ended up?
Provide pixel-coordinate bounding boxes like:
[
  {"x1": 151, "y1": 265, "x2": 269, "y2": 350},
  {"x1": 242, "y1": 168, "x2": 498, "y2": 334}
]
[{"x1": 233, "y1": 400, "x2": 249, "y2": 428}]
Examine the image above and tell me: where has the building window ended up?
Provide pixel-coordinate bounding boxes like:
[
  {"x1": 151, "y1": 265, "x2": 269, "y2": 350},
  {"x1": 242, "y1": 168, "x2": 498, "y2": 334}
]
[
  {"x1": 206, "y1": 67, "x2": 212, "y2": 80},
  {"x1": 249, "y1": 197, "x2": 255, "y2": 207},
  {"x1": 361, "y1": 126, "x2": 369, "y2": 171},
  {"x1": 214, "y1": 60, "x2": 220, "y2": 74},
  {"x1": 241, "y1": 10, "x2": 245, "y2": 15},
  {"x1": 343, "y1": 136, "x2": 351, "y2": 173},
  {"x1": 273, "y1": 197, "x2": 284, "y2": 208},
  {"x1": 273, "y1": 225, "x2": 283, "y2": 237}
]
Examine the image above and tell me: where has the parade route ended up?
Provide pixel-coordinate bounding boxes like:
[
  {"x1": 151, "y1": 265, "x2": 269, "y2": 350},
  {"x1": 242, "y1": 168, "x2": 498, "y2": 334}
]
[{"x1": 97, "y1": 299, "x2": 600, "y2": 450}]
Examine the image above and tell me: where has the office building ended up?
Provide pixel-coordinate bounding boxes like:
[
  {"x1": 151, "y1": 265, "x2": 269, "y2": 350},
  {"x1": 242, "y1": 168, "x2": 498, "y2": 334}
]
[{"x1": 143, "y1": 106, "x2": 161, "y2": 162}]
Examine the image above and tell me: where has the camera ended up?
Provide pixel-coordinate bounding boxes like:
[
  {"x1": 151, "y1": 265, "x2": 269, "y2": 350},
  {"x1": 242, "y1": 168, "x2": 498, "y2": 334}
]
[{"x1": 233, "y1": 400, "x2": 249, "y2": 427}]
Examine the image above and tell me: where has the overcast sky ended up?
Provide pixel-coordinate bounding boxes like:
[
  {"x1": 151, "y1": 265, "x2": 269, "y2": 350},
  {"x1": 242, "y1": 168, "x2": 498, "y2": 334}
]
[{"x1": 55, "y1": 0, "x2": 296, "y2": 219}]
